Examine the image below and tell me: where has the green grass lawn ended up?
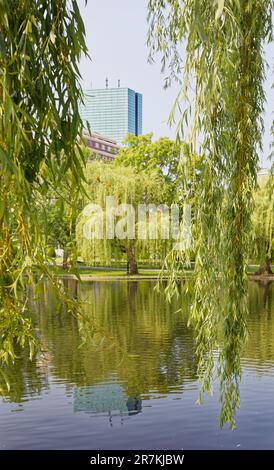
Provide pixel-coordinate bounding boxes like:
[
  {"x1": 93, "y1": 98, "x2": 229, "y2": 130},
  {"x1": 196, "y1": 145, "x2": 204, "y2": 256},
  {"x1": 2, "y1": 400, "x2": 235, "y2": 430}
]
[
  {"x1": 54, "y1": 266, "x2": 194, "y2": 279},
  {"x1": 58, "y1": 267, "x2": 165, "y2": 278},
  {"x1": 51, "y1": 263, "x2": 273, "y2": 279},
  {"x1": 79, "y1": 269, "x2": 161, "y2": 277}
]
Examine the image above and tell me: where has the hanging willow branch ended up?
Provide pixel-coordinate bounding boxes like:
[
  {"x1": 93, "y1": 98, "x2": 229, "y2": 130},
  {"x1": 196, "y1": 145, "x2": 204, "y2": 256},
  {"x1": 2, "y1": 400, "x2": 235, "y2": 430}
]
[
  {"x1": 148, "y1": 0, "x2": 274, "y2": 426},
  {"x1": 0, "y1": 1, "x2": 90, "y2": 366}
]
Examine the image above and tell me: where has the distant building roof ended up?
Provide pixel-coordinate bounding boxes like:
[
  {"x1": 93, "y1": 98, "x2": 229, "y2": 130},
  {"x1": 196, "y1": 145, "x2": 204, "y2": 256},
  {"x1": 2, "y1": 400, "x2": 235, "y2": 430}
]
[{"x1": 83, "y1": 131, "x2": 120, "y2": 162}]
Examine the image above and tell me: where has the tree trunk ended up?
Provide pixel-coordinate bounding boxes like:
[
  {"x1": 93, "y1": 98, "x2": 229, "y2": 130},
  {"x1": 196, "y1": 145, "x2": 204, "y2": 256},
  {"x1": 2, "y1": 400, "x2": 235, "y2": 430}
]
[
  {"x1": 255, "y1": 256, "x2": 273, "y2": 275},
  {"x1": 63, "y1": 250, "x2": 69, "y2": 270},
  {"x1": 127, "y1": 249, "x2": 138, "y2": 275}
]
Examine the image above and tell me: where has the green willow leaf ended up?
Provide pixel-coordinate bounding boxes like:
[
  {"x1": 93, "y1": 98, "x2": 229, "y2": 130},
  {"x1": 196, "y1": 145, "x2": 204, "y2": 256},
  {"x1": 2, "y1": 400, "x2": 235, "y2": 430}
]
[
  {"x1": 215, "y1": 0, "x2": 225, "y2": 20},
  {"x1": 148, "y1": 0, "x2": 274, "y2": 427},
  {"x1": 0, "y1": 0, "x2": 90, "y2": 369}
]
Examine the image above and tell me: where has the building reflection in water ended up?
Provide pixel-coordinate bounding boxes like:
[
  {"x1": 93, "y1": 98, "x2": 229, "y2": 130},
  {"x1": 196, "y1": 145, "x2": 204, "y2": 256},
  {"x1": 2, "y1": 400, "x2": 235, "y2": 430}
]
[{"x1": 74, "y1": 383, "x2": 142, "y2": 426}]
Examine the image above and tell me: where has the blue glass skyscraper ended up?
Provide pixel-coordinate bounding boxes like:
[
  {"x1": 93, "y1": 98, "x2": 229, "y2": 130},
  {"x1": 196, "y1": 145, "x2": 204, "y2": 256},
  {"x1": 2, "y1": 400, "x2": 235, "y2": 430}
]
[{"x1": 80, "y1": 87, "x2": 143, "y2": 143}]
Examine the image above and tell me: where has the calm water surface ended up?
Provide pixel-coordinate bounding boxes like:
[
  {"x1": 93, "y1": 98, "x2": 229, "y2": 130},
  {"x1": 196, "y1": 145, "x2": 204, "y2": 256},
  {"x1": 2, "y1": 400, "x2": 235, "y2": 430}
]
[{"x1": 0, "y1": 280, "x2": 274, "y2": 449}]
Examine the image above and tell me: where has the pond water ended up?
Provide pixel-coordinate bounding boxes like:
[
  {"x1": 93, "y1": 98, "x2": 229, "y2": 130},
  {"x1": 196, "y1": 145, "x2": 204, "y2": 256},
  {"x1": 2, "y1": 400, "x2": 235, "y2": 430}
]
[{"x1": 0, "y1": 280, "x2": 274, "y2": 450}]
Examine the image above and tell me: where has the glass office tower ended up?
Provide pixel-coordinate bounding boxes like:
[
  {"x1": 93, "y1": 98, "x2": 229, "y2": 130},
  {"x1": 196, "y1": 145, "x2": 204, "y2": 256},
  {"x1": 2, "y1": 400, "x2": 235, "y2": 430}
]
[{"x1": 80, "y1": 87, "x2": 143, "y2": 143}]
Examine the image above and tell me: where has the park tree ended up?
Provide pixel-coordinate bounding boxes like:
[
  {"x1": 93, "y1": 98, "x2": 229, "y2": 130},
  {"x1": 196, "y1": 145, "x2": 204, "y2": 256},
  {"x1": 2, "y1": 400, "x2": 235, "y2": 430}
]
[
  {"x1": 0, "y1": 1, "x2": 88, "y2": 364},
  {"x1": 147, "y1": 0, "x2": 274, "y2": 426},
  {"x1": 115, "y1": 134, "x2": 181, "y2": 204},
  {"x1": 252, "y1": 175, "x2": 274, "y2": 275},
  {"x1": 36, "y1": 147, "x2": 92, "y2": 269},
  {"x1": 36, "y1": 170, "x2": 83, "y2": 270},
  {"x1": 76, "y1": 161, "x2": 171, "y2": 274}
]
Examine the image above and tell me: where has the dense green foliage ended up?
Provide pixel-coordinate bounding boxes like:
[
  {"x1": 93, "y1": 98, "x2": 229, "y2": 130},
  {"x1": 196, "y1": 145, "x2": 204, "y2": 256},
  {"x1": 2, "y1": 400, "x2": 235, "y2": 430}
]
[
  {"x1": 0, "y1": 1, "x2": 88, "y2": 364},
  {"x1": 115, "y1": 134, "x2": 181, "y2": 204},
  {"x1": 1, "y1": 0, "x2": 274, "y2": 431},
  {"x1": 76, "y1": 161, "x2": 171, "y2": 274},
  {"x1": 148, "y1": 0, "x2": 274, "y2": 426},
  {"x1": 252, "y1": 175, "x2": 274, "y2": 273}
]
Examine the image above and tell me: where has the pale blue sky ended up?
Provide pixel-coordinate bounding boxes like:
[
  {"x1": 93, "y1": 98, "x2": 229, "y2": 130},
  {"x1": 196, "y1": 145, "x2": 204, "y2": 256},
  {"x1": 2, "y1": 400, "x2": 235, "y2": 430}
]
[{"x1": 78, "y1": 0, "x2": 274, "y2": 167}]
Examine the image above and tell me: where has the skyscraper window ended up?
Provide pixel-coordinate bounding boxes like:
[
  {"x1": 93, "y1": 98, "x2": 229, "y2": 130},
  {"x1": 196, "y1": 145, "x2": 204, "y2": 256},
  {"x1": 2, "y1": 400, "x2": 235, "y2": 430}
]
[{"x1": 80, "y1": 87, "x2": 143, "y2": 144}]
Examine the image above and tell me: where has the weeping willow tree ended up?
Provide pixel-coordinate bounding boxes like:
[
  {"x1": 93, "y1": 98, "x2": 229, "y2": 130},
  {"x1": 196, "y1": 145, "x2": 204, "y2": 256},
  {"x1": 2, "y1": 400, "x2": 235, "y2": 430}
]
[
  {"x1": 252, "y1": 173, "x2": 274, "y2": 274},
  {"x1": 76, "y1": 161, "x2": 172, "y2": 274},
  {"x1": 0, "y1": 1, "x2": 88, "y2": 366},
  {"x1": 148, "y1": 0, "x2": 274, "y2": 426}
]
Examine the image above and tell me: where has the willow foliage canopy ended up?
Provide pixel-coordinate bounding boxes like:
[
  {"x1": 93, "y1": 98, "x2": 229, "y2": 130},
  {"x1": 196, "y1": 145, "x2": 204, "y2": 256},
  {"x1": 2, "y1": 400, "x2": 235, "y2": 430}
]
[
  {"x1": 252, "y1": 174, "x2": 274, "y2": 273},
  {"x1": 148, "y1": 0, "x2": 274, "y2": 426},
  {"x1": 115, "y1": 134, "x2": 181, "y2": 204},
  {"x1": 76, "y1": 161, "x2": 171, "y2": 274},
  {"x1": 0, "y1": 1, "x2": 88, "y2": 365},
  {"x1": 1, "y1": 0, "x2": 274, "y2": 429}
]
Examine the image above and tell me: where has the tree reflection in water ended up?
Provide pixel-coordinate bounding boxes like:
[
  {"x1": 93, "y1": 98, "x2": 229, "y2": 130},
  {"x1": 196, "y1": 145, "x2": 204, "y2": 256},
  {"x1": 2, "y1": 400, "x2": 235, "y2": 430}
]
[{"x1": 0, "y1": 280, "x2": 273, "y2": 428}]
